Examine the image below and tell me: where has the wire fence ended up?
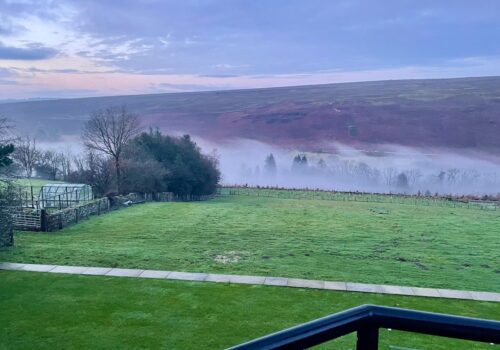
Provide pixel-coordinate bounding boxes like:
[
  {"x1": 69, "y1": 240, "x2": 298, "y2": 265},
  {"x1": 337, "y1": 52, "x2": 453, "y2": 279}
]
[{"x1": 217, "y1": 186, "x2": 499, "y2": 210}]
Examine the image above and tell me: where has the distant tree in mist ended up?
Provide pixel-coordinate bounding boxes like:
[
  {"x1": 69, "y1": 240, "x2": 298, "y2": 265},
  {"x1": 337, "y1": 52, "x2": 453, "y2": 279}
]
[
  {"x1": 405, "y1": 169, "x2": 423, "y2": 187},
  {"x1": 437, "y1": 171, "x2": 446, "y2": 183},
  {"x1": 12, "y1": 136, "x2": 38, "y2": 178},
  {"x1": 82, "y1": 106, "x2": 142, "y2": 194},
  {"x1": 264, "y1": 153, "x2": 277, "y2": 177},
  {"x1": 317, "y1": 158, "x2": 326, "y2": 170},
  {"x1": 292, "y1": 154, "x2": 308, "y2": 173},
  {"x1": 58, "y1": 152, "x2": 72, "y2": 180},
  {"x1": 238, "y1": 163, "x2": 252, "y2": 179},
  {"x1": 35, "y1": 150, "x2": 67, "y2": 181},
  {"x1": 254, "y1": 165, "x2": 261, "y2": 178},
  {"x1": 446, "y1": 168, "x2": 460, "y2": 185},
  {"x1": 396, "y1": 172, "x2": 409, "y2": 189},
  {"x1": 382, "y1": 167, "x2": 398, "y2": 187}
]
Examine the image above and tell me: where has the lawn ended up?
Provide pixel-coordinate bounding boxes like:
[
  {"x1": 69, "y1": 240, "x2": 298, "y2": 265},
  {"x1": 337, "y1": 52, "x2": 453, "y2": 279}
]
[
  {"x1": 14, "y1": 178, "x2": 66, "y2": 187},
  {"x1": 1, "y1": 195, "x2": 499, "y2": 292},
  {"x1": 1, "y1": 270, "x2": 498, "y2": 350}
]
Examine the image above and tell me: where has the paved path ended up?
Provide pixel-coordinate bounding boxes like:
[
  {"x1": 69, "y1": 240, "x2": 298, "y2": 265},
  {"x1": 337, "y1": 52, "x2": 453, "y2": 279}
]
[{"x1": 1, "y1": 262, "x2": 498, "y2": 302}]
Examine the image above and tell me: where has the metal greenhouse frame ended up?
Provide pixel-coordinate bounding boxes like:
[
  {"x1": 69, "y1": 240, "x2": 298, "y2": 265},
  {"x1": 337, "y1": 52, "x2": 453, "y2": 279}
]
[{"x1": 39, "y1": 183, "x2": 93, "y2": 209}]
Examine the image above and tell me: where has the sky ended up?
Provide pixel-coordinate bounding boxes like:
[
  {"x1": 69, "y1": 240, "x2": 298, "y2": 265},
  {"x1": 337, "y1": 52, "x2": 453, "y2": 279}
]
[{"x1": 0, "y1": 0, "x2": 499, "y2": 100}]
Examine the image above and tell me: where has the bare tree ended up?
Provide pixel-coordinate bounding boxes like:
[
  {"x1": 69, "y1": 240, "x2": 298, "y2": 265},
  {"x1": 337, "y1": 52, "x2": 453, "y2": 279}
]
[
  {"x1": 405, "y1": 168, "x2": 423, "y2": 187},
  {"x1": 82, "y1": 106, "x2": 142, "y2": 193},
  {"x1": 35, "y1": 150, "x2": 63, "y2": 180},
  {"x1": 13, "y1": 136, "x2": 38, "y2": 178},
  {"x1": 382, "y1": 167, "x2": 398, "y2": 187},
  {"x1": 58, "y1": 151, "x2": 72, "y2": 180},
  {"x1": 68, "y1": 149, "x2": 114, "y2": 196}
]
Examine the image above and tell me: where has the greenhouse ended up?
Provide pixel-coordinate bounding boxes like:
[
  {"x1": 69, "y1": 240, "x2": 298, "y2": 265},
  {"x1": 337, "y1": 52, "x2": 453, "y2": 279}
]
[{"x1": 39, "y1": 183, "x2": 93, "y2": 209}]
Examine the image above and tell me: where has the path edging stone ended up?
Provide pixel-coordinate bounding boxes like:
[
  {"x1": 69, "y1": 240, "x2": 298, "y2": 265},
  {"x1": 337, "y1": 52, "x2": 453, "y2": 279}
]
[{"x1": 1, "y1": 262, "x2": 498, "y2": 302}]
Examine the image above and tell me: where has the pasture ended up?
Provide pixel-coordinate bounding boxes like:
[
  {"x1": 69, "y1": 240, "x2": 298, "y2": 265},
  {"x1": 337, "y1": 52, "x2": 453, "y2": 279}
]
[{"x1": 1, "y1": 192, "x2": 498, "y2": 291}]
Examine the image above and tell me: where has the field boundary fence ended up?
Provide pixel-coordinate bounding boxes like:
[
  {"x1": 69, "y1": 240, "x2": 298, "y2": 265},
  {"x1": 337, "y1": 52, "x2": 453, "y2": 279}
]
[
  {"x1": 217, "y1": 186, "x2": 499, "y2": 210},
  {"x1": 11, "y1": 191, "x2": 216, "y2": 232}
]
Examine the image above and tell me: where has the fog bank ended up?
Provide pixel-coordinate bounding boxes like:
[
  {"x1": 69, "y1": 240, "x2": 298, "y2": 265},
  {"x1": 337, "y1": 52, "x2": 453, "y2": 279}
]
[
  {"x1": 34, "y1": 135, "x2": 500, "y2": 196},
  {"x1": 197, "y1": 138, "x2": 500, "y2": 196}
]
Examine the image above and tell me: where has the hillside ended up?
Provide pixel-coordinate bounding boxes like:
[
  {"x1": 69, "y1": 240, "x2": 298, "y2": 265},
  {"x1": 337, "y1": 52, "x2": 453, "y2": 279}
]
[{"x1": 1, "y1": 76, "x2": 500, "y2": 152}]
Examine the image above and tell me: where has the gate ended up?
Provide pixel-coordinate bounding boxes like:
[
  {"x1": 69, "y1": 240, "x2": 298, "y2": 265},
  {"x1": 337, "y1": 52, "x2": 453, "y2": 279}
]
[{"x1": 12, "y1": 209, "x2": 41, "y2": 231}]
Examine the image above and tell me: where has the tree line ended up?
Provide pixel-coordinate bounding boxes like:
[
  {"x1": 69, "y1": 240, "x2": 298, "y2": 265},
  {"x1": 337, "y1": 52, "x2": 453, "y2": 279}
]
[
  {"x1": 241, "y1": 152, "x2": 498, "y2": 195},
  {"x1": 1, "y1": 107, "x2": 221, "y2": 197}
]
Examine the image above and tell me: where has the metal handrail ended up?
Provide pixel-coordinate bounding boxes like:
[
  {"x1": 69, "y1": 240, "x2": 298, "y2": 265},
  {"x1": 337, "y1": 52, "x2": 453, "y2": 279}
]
[{"x1": 228, "y1": 304, "x2": 500, "y2": 350}]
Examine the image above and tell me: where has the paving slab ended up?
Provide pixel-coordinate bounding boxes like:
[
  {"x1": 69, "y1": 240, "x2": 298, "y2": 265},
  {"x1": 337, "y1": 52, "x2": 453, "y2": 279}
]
[
  {"x1": 264, "y1": 277, "x2": 288, "y2": 286},
  {"x1": 205, "y1": 274, "x2": 232, "y2": 283},
  {"x1": 437, "y1": 289, "x2": 473, "y2": 300},
  {"x1": 0, "y1": 262, "x2": 26, "y2": 270},
  {"x1": 346, "y1": 282, "x2": 385, "y2": 294},
  {"x1": 50, "y1": 266, "x2": 88, "y2": 274},
  {"x1": 2, "y1": 262, "x2": 497, "y2": 302},
  {"x1": 379, "y1": 285, "x2": 415, "y2": 296},
  {"x1": 139, "y1": 270, "x2": 171, "y2": 279},
  {"x1": 167, "y1": 272, "x2": 208, "y2": 281},
  {"x1": 411, "y1": 287, "x2": 441, "y2": 298},
  {"x1": 81, "y1": 267, "x2": 113, "y2": 276},
  {"x1": 288, "y1": 278, "x2": 325, "y2": 289},
  {"x1": 324, "y1": 281, "x2": 347, "y2": 291},
  {"x1": 106, "y1": 268, "x2": 144, "y2": 277},
  {"x1": 21, "y1": 264, "x2": 57, "y2": 272},
  {"x1": 230, "y1": 275, "x2": 266, "y2": 285},
  {"x1": 469, "y1": 291, "x2": 500, "y2": 302}
]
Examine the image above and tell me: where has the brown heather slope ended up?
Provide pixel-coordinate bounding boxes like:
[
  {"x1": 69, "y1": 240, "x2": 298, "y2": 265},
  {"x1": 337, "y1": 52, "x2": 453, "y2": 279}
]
[{"x1": 1, "y1": 76, "x2": 499, "y2": 152}]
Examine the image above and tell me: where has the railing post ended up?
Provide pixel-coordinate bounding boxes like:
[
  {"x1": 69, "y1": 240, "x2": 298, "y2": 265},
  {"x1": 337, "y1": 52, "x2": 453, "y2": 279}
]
[{"x1": 356, "y1": 325, "x2": 378, "y2": 350}]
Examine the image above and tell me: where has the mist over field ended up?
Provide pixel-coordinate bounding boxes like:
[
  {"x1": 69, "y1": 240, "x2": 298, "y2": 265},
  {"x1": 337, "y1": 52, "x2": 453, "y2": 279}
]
[
  {"x1": 29, "y1": 135, "x2": 500, "y2": 196},
  {"x1": 22, "y1": 131, "x2": 500, "y2": 197},
  {"x1": 199, "y1": 138, "x2": 500, "y2": 196}
]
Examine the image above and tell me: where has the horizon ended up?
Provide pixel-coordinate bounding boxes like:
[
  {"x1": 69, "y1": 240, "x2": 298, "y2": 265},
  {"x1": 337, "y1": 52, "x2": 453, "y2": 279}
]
[
  {"x1": 1, "y1": 0, "x2": 500, "y2": 99},
  {"x1": 1, "y1": 74, "x2": 498, "y2": 103}
]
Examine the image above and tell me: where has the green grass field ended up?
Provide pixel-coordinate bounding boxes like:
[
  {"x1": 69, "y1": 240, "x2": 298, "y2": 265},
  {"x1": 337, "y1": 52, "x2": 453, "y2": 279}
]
[
  {"x1": 14, "y1": 178, "x2": 65, "y2": 187},
  {"x1": 1, "y1": 271, "x2": 498, "y2": 350},
  {"x1": 1, "y1": 194, "x2": 499, "y2": 291}
]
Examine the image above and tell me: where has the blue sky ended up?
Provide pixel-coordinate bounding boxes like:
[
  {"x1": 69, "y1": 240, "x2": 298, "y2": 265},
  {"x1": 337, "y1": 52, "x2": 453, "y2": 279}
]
[{"x1": 0, "y1": 0, "x2": 499, "y2": 99}]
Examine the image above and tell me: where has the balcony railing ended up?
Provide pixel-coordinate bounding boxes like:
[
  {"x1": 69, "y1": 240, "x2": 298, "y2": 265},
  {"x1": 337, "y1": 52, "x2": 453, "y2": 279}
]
[{"x1": 228, "y1": 304, "x2": 500, "y2": 350}]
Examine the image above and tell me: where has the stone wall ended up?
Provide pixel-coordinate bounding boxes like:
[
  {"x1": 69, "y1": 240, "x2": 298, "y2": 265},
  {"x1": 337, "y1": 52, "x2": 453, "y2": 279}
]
[
  {"x1": 110, "y1": 192, "x2": 176, "y2": 206},
  {"x1": 0, "y1": 205, "x2": 14, "y2": 246},
  {"x1": 30, "y1": 191, "x2": 214, "y2": 232},
  {"x1": 110, "y1": 192, "x2": 150, "y2": 207},
  {"x1": 44, "y1": 197, "x2": 110, "y2": 232}
]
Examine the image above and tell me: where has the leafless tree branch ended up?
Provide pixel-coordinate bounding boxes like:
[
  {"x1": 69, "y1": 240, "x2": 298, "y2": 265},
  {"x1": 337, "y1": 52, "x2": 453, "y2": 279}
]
[{"x1": 81, "y1": 106, "x2": 142, "y2": 193}]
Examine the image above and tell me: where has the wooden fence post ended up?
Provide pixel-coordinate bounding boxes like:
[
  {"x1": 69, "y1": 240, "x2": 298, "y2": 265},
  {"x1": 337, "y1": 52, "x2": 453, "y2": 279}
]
[{"x1": 40, "y1": 209, "x2": 47, "y2": 232}]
